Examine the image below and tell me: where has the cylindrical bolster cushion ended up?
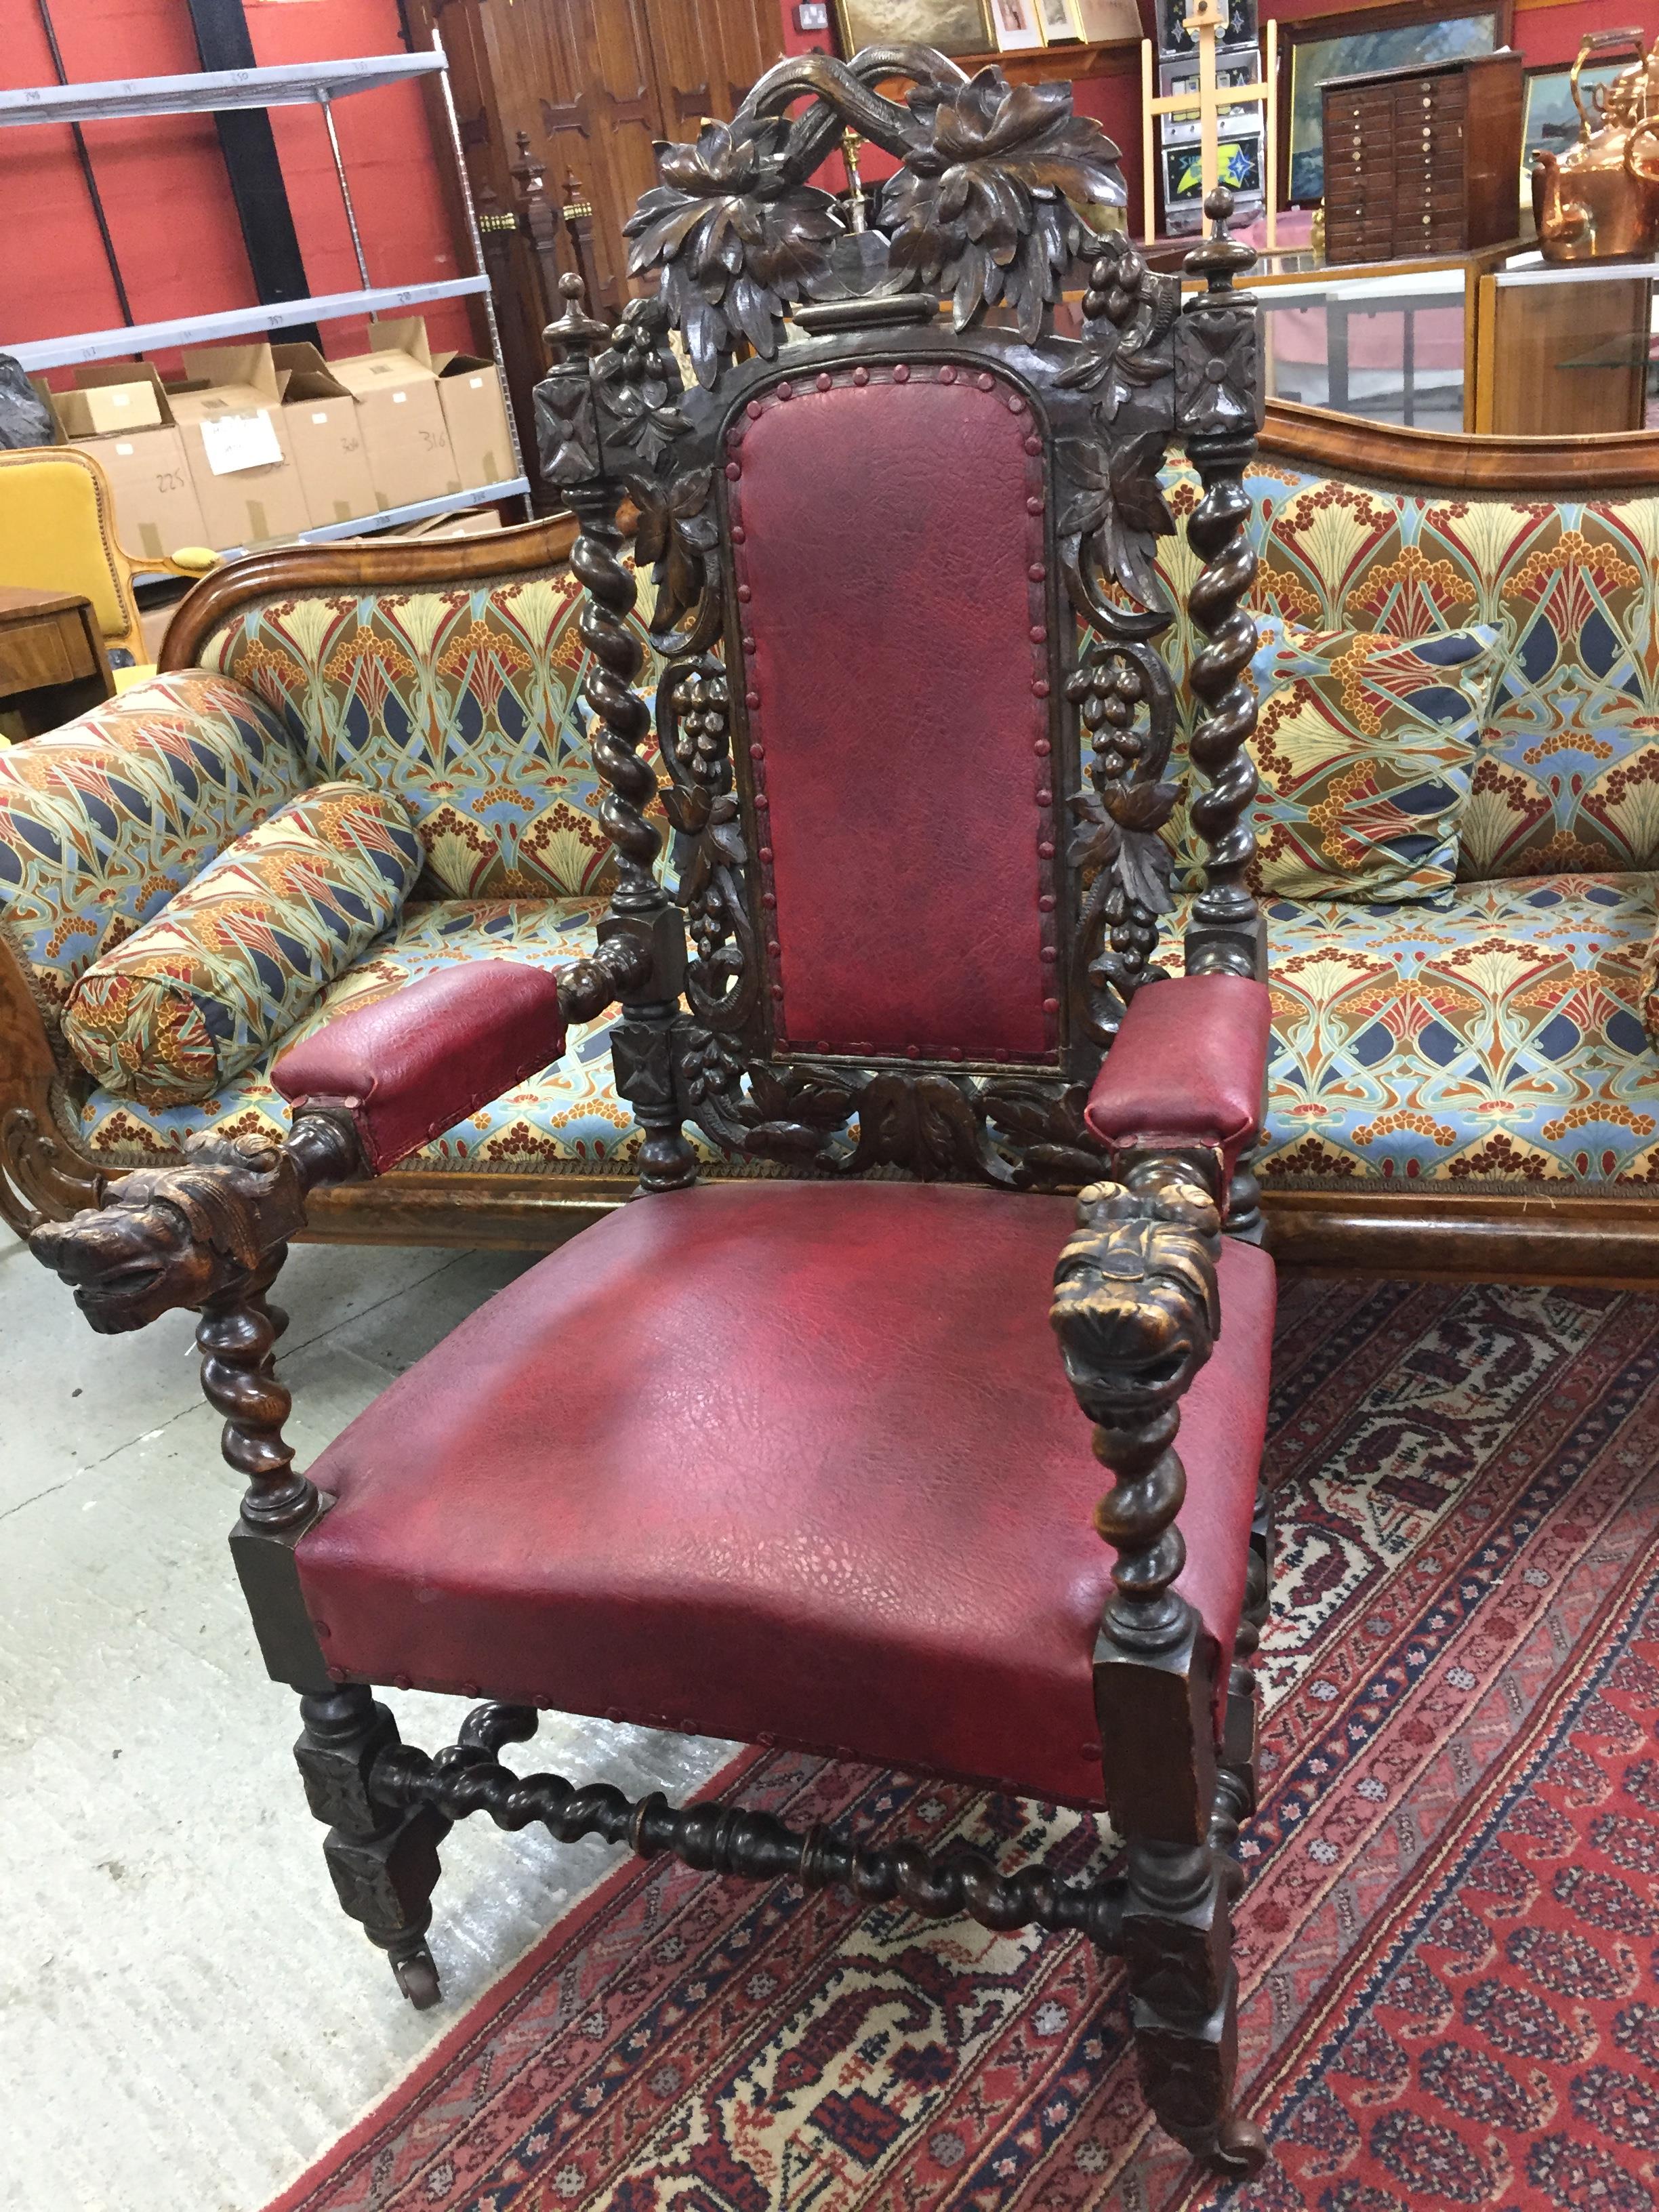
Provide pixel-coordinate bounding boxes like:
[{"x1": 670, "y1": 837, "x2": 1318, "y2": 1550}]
[
  {"x1": 60, "y1": 783, "x2": 420, "y2": 1107},
  {"x1": 272, "y1": 961, "x2": 569, "y2": 1174},
  {"x1": 1085, "y1": 973, "x2": 1271, "y2": 1176}
]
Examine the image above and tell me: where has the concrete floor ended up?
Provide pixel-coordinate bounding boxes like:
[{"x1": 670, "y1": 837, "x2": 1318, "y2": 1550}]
[{"x1": 0, "y1": 1225, "x2": 733, "y2": 2212}]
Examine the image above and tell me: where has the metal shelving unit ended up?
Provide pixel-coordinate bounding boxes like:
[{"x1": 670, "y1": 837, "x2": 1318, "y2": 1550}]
[{"x1": 1, "y1": 39, "x2": 529, "y2": 537}]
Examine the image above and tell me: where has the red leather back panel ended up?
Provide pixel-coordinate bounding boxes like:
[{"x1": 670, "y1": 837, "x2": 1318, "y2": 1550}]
[{"x1": 726, "y1": 365, "x2": 1059, "y2": 1063}]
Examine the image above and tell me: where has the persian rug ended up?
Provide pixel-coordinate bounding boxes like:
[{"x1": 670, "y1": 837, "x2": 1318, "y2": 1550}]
[{"x1": 268, "y1": 1276, "x2": 1659, "y2": 2212}]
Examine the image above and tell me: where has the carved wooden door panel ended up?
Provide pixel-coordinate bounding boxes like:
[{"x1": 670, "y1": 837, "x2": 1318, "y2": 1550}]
[{"x1": 644, "y1": 0, "x2": 784, "y2": 135}]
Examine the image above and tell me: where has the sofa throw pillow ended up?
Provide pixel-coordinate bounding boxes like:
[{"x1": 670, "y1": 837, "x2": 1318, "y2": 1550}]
[
  {"x1": 62, "y1": 783, "x2": 421, "y2": 1106},
  {"x1": 1183, "y1": 618, "x2": 1499, "y2": 906}
]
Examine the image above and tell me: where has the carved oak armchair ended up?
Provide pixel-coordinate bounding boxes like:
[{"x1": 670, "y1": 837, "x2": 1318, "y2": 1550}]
[{"x1": 30, "y1": 48, "x2": 1275, "y2": 2179}]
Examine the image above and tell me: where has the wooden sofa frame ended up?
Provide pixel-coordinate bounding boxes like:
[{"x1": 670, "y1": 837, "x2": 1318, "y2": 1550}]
[{"x1": 5, "y1": 404, "x2": 1657, "y2": 1286}]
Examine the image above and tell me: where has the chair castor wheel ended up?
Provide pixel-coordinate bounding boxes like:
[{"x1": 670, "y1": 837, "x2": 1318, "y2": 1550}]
[{"x1": 391, "y1": 1942, "x2": 442, "y2": 2010}]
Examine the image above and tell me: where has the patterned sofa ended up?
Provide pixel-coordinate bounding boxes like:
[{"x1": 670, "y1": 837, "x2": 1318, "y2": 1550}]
[{"x1": 2, "y1": 407, "x2": 1656, "y2": 1281}]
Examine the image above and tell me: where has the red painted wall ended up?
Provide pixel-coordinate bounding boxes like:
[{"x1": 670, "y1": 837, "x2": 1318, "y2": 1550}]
[
  {"x1": 774, "y1": 0, "x2": 1659, "y2": 234},
  {"x1": 0, "y1": 0, "x2": 472, "y2": 378}
]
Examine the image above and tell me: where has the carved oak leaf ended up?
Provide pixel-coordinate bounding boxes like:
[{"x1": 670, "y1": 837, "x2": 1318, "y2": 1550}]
[
  {"x1": 883, "y1": 70, "x2": 1126, "y2": 341},
  {"x1": 625, "y1": 120, "x2": 842, "y2": 387},
  {"x1": 1069, "y1": 785, "x2": 1176, "y2": 928},
  {"x1": 1059, "y1": 429, "x2": 1176, "y2": 610}
]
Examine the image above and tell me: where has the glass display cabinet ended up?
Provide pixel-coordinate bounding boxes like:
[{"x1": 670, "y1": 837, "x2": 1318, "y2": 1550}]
[{"x1": 1228, "y1": 240, "x2": 1656, "y2": 435}]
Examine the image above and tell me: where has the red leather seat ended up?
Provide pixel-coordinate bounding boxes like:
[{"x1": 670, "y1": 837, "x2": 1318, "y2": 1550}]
[{"x1": 296, "y1": 1181, "x2": 1275, "y2": 1810}]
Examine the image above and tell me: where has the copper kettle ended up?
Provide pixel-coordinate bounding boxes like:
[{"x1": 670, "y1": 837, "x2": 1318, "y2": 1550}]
[{"x1": 1533, "y1": 28, "x2": 1659, "y2": 262}]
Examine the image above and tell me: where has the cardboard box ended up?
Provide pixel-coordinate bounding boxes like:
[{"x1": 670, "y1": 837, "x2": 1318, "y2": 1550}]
[
  {"x1": 44, "y1": 364, "x2": 210, "y2": 563},
  {"x1": 166, "y1": 343, "x2": 309, "y2": 548},
  {"x1": 327, "y1": 318, "x2": 459, "y2": 512},
  {"x1": 55, "y1": 366, "x2": 163, "y2": 438},
  {"x1": 433, "y1": 351, "x2": 514, "y2": 492},
  {"x1": 272, "y1": 342, "x2": 377, "y2": 528}
]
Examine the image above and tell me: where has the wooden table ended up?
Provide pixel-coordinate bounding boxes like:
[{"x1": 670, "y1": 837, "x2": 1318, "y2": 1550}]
[{"x1": 0, "y1": 585, "x2": 114, "y2": 738}]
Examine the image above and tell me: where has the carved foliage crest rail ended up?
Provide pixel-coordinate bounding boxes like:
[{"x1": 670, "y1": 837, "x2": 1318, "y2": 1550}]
[{"x1": 535, "y1": 44, "x2": 1263, "y2": 1193}]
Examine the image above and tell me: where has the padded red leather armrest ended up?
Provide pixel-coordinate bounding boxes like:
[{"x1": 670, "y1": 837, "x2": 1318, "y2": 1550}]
[
  {"x1": 273, "y1": 962, "x2": 567, "y2": 1174},
  {"x1": 1084, "y1": 973, "x2": 1271, "y2": 1179}
]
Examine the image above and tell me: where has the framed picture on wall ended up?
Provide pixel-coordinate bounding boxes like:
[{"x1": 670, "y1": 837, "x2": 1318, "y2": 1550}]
[
  {"x1": 1521, "y1": 58, "x2": 1633, "y2": 185},
  {"x1": 1279, "y1": 1, "x2": 1508, "y2": 204},
  {"x1": 988, "y1": 0, "x2": 1046, "y2": 52},
  {"x1": 1036, "y1": 0, "x2": 1082, "y2": 42},
  {"x1": 1071, "y1": 0, "x2": 1141, "y2": 37},
  {"x1": 1159, "y1": 0, "x2": 1256, "y2": 58},
  {"x1": 833, "y1": 0, "x2": 992, "y2": 56},
  {"x1": 1163, "y1": 130, "x2": 1263, "y2": 211}
]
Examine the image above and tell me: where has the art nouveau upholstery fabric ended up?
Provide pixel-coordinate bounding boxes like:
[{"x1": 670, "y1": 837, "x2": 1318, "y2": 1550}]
[
  {"x1": 1154, "y1": 463, "x2": 1659, "y2": 880},
  {"x1": 1182, "y1": 617, "x2": 1498, "y2": 905},
  {"x1": 0, "y1": 672, "x2": 306, "y2": 1046},
  {"x1": 62, "y1": 783, "x2": 421, "y2": 1106},
  {"x1": 195, "y1": 565, "x2": 666, "y2": 900}
]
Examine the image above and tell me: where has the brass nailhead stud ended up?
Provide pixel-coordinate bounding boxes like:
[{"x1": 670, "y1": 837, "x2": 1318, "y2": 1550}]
[
  {"x1": 751, "y1": 742, "x2": 765, "y2": 760},
  {"x1": 1026, "y1": 495, "x2": 1044, "y2": 514},
  {"x1": 1034, "y1": 738, "x2": 1051, "y2": 756},
  {"x1": 746, "y1": 401, "x2": 762, "y2": 419},
  {"x1": 1007, "y1": 394, "x2": 1025, "y2": 414},
  {"x1": 462, "y1": 1682, "x2": 480, "y2": 1698},
  {"x1": 762, "y1": 890, "x2": 776, "y2": 908},
  {"x1": 1024, "y1": 434, "x2": 1042, "y2": 455},
  {"x1": 977, "y1": 373, "x2": 995, "y2": 390},
  {"x1": 745, "y1": 689, "x2": 760, "y2": 707},
  {"x1": 949, "y1": 1046, "x2": 963, "y2": 1061},
  {"x1": 1041, "y1": 945, "x2": 1058, "y2": 963},
  {"x1": 771, "y1": 983, "x2": 785, "y2": 999},
  {"x1": 394, "y1": 1673, "x2": 412, "y2": 1691},
  {"x1": 1028, "y1": 562, "x2": 1046, "y2": 581},
  {"x1": 741, "y1": 633, "x2": 756, "y2": 653},
  {"x1": 894, "y1": 363, "x2": 910, "y2": 382},
  {"x1": 724, "y1": 462, "x2": 741, "y2": 480},
  {"x1": 766, "y1": 939, "x2": 781, "y2": 956},
  {"x1": 1040, "y1": 893, "x2": 1056, "y2": 912},
  {"x1": 1036, "y1": 785, "x2": 1052, "y2": 803},
  {"x1": 313, "y1": 1620, "x2": 330, "y2": 1637},
  {"x1": 853, "y1": 366, "x2": 869, "y2": 386},
  {"x1": 940, "y1": 366, "x2": 957, "y2": 383},
  {"x1": 1032, "y1": 678, "x2": 1050, "y2": 697},
  {"x1": 737, "y1": 583, "x2": 752, "y2": 601},
  {"x1": 777, "y1": 381, "x2": 794, "y2": 400},
  {"x1": 1039, "y1": 840, "x2": 1055, "y2": 858},
  {"x1": 1029, "y1": 625, "x2": 1046, "y2": 642},
  {"x1": 1044, "y1": 996, "x2": 1059, "y2": 1014},
  {"x1": 755, "y1": 792, "x2": 770, "y2": 808},
  {"x1": 760, "y1": 845, "x2": 774, "y2": 862},
  {"x1": 731, "y1": 525, "x2": 745, "y2": 544},
  {"x1": 816, "y1": 372, "x2": 832, "y2": 390},
  {"x1": 905, "y1": 1044, "x2": 920, "y2": 1058}
]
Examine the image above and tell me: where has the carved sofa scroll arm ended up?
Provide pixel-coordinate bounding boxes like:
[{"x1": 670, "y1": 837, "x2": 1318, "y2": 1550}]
[{"x1": 1050, "y1": 1161, "x2": 1224, "y2": 1657}]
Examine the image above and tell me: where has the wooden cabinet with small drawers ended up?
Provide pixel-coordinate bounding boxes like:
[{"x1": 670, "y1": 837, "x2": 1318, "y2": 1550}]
[{"x1": 1322, "y1": 51, "x2": 1523, "y2": 265}]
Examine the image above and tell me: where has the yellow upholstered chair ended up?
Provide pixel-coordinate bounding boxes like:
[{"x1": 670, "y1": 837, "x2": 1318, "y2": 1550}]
[{"x1": 0, "y1": 445, "x2": 215, "y2": 691}]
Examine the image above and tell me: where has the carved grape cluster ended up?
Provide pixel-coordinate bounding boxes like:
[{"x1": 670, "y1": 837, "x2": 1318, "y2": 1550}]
[
  {"x1": 670, "y1": 665, "x2": 730, "y2": 790},
  {"x1": 1082, "y1": 242, "x2": 1149, "y2": 331},
  {"x1": 1069, "y1": 655, "x2": 1147, "y2": 782}
]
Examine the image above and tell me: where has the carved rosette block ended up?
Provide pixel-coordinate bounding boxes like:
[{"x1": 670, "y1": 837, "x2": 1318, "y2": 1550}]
[{"x1": 1174, "y1": 188, "x2": 1265, "y2": 983}]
